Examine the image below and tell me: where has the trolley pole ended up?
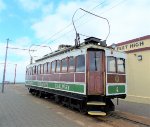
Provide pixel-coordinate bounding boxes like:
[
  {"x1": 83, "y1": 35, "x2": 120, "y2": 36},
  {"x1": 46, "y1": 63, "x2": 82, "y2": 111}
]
[
  {"x1": 2, "y1": 39, "x2": 9, "y2": 93},
  {"x1": 14, "y1": 64, "x2": 17, "y2": 84}
]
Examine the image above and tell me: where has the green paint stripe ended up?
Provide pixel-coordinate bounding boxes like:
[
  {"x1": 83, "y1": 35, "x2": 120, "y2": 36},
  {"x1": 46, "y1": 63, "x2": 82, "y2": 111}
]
[
  {"x1": 108, "y1": 85, "x2": 125, "y2": 94},
  {"x1": 26, "y1": 81, "x2": 84, "y2": 93}
]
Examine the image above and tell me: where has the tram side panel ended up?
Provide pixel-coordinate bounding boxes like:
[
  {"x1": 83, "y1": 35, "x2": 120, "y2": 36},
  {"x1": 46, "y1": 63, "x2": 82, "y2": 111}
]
[{"x1": 105, "y1": 49, "x2": 127, "y2": 98}]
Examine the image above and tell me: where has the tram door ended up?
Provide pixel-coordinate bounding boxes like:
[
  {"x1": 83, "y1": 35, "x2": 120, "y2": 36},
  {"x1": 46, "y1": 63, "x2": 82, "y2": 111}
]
[{"x1": 87, "y1": 49, "x2": 104, "y2": 95}]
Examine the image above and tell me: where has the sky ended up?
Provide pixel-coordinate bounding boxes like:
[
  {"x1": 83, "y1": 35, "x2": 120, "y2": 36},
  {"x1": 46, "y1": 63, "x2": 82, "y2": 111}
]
[{"x1": 0, "y1": 0, "x2": 150, "y2": 83}]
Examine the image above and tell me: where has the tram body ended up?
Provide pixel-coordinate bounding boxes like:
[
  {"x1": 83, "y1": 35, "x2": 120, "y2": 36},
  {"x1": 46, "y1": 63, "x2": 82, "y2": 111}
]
[{"x1": 25, "y1": 37, "x2": 127, "y2": 116}]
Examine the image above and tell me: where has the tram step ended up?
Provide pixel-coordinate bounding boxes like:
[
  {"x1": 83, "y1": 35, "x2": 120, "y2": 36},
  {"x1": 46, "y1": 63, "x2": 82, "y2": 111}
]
[
  {"x1": 87, "y1": 101, "x2": 106, "y2": 106},
  {"x1": 88, "y1": 111, "x2": 106, "y2": 116}
]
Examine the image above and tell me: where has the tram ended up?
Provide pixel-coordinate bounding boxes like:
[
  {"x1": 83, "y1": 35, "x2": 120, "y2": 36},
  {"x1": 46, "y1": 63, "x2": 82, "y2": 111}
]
[
  {"x1": 25, "y1": 36, "x2": 127, "y2": 115},
  {"x1": 25, "y1": 8, "x2": 127, "y2": 116}
]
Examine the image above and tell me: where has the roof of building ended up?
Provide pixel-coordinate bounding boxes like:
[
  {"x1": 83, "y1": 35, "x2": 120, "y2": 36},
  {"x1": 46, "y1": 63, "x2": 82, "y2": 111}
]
[{"x1": 116, "y1": 35, "x2": 150, "y2": 46}]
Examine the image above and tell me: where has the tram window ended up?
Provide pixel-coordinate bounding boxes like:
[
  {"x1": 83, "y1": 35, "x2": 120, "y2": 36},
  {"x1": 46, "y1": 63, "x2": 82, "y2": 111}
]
[
  {"x1": 32, "y1": 66, "x2": 36, "y2": 75},
  {"x1": 30, "y1": 67, "x2": 32, "y2": 75},
  {"x1": 31, "y1": 67, "x2": 34, "y2": 75},
  {"x1": 117, "y1": 58, "x2": 125, "y2": 73},
  {"x1": 89, "y1": 51, "x2": 101, "y2": 71},
  {"x1": 28, "y1": 68, "x2": 30, "y2": 75},
  {"x1": 56, "y1": 60, "x2": 61, "y2": 73},
  {"x1": 69, "y1": 56, "x2": 75, "y2": 72},
  {"x1": 34, "y1": 66, "x2": 36, "y2": 74},
  {"x1": 41, "y1": 64, "x2": 44, "y2": 74},
  {"x1": 37, "y1": 65, "x2": 41, "y2": 74},
  {"x1": 47, "y1": 62, "x2": 51, "y2": 73},
  {"x1": 36, "y1": 66, "x2": 38, "y2": 74},
  {"x1": 44, "y1": 63, "x2": 47, "y2": 74},
  {"x1": 51, "y1": 61, "x2": 56, "y2": 73},
  {"x1": 76, "y1": 55, "x2": 85, "y2": 72},
  {"x1": 107, "y1": 56, "x2": 116, "y2": 73},
  {"x1": 62, "y1": 58, "x2": 68, "y2": 72},
  {"x1": 26, "y1": 69, "x2": 27, "y2": 75},
  {"x1": 30, "y1": 68, "x2": 32, "y2": 75}
]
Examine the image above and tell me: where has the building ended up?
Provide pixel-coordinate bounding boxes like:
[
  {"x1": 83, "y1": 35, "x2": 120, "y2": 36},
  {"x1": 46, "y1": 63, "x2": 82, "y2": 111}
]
[{"x1": 116, "y1": 35, "x2": 150, "y2": 104}]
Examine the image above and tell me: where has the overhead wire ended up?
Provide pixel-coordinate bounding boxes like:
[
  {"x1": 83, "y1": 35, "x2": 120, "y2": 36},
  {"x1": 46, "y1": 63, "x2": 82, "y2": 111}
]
[
  {"x1": 31, "y1": 0, "x2": 126, "y2": 57},
  {"x1": 45, "y1": 0, "x2": 126, "y2": 45},
  {"x1": 30, "y1": 0, "x2": 108, "y2": 54},
  {"x1": 38, "y1": 0, "x2": 107, "y2": 45}
]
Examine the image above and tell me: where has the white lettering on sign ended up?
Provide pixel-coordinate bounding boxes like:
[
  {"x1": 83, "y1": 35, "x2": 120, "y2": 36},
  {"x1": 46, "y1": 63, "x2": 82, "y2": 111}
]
[{"x1": 55, "y1": 83, "x2": 69, "y2": 91}]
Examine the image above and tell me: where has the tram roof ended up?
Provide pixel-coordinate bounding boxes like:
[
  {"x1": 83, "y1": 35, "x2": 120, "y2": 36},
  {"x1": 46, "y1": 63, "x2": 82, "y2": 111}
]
[{"x1": 35, "y1": 37, "x2": 108, "y2": 62}]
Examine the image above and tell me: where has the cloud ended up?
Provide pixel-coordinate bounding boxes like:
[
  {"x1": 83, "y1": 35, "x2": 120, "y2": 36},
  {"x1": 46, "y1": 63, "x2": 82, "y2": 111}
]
[
  {"x1": 31, "y1": 0, "x2": 105, "y2": 47},
  {"x1": 104, "y1": 0, "x2": 150, "y2": 43},
  {"x1": 1, "y1": 0, "x2": 149, "y2": 83},
  {"x1": 0, "y1": 0, "x2": 6, "y2": 12},
  {"x1": 42, "y1": 2, "x2": 53, "y2": 15},
  {"x1": 31, "y1": 14, "x2": 69, "y2": 40},
  {"x1": 14, "y1": 37, "x2": 31, "y2": 47},
  {"x1": 31, "y1": 0, "x2": 150, "y2": 47},
  {"x1": 0, "y1": 37, "x2": 32, "y2": 82},
  {"x1": 0, "y1": 60, "x2": 29, "y2": 82},
  {"x1": 18, "y1": 0, "x2": 43, "y2": 11}
]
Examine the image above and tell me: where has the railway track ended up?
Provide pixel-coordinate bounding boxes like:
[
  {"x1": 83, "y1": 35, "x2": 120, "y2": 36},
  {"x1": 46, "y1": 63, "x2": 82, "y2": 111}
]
[
  {"x1": 95, "y1": 112, "x2": 150, "y2": 127},
  {"x1": 26, "y1": 87, "x2": 150, "y2": 127},
  {"x1": 32, "y1": 93, "x2": 150, "y2": 127}
]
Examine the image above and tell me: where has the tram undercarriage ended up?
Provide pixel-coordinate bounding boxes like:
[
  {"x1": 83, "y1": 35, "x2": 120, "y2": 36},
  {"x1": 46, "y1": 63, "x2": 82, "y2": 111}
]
[{"x1": 27, "y1": 86, "x2": 122, "y2": 116}]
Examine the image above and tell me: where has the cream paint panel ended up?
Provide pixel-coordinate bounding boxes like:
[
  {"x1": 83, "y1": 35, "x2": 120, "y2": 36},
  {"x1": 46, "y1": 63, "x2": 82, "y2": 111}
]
[
  {"x1": 105, "y1": 49, "x2": 127, "y2": 58},
  {"x1": 27, "y1": 48, "x2": 87, "y2": 67},
  {"x1": 116, "y1": 38, "x2": 150, "y2": 52},
  {"x1": 126, "y1": 50, "x2": 150, "y2": 104},
  {"x1": 27, "y1": 44, "x2": 106, "y2": 67}
]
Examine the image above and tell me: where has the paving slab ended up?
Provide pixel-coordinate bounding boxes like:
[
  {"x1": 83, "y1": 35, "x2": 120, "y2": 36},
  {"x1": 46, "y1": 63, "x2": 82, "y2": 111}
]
[{"x1": 0, "y1": 85, "x2": 80, "y2": 127}]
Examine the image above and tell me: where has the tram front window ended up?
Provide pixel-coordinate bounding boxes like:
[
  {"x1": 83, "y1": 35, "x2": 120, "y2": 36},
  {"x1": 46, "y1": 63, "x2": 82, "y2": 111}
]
[
  {"x1": 107, "y1": 56, "x2": 116, "y2": 73},
  {"x1": 107, "y1": 56, "x2": 125, "y2": 73},
  {"x1": 117, "y1": 58, "x2": 125, "y2": 73},
  {"x1": 89, "y1": 51, "x2": 101, "y2": 72}
]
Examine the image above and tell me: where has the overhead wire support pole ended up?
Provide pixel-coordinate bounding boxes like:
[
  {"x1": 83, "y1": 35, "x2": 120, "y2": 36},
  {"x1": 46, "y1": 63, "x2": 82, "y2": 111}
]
[
  {"x1": 2, "y1": 38, "x2": 9, "y2": 93},
  {"x1": 14, "y1": 64, "x2": 17, "y2": 84}
]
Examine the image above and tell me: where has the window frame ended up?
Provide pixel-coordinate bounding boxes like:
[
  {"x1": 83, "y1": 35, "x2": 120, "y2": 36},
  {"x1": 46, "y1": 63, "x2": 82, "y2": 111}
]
[
  {"x1": 44, "y1": 63, "x2": 48, "y2": 74},
  {"x1": 117, "y1": 58, "x2": 126, "y2": 74},
  {"x1": 56, "y1": 60, "x2": 61, "y2": 73},
  {"x1": 41, "y1": 64, "x2": 44, "y2": 74},
  {"x1": 89, "y1": 51, "x2": 102, "y2": 72},
  {"x1": 76, "y1": 55, "x2": 85, "y2": 72},
  {"x1": 51, "y1": 61, "x2": 56, "y2": 73},
  {"x1": 68, "y1": 56, "x2": 75, "y2": 72},
  {"x1": 107, "y1": 56, "x2": 117, "y2": 73},
  {"x1": 47, "y1": 62, "x2": 51, "y2": 74},
  {"x1": 61, "y1": 58, "x2": 68, "y2": 73},
  {"x1": 30, "y1": 67, "x2": 32, "y2": 75},
  {"x1": 37, "y1": 65, "x2": 41, "y2": 75}
]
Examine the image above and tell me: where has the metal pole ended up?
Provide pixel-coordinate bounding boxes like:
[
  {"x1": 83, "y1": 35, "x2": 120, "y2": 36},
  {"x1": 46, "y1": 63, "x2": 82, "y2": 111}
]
[
  {"x1": 14, "y1": 64, "x2": 17, "y2": 84},
  {"x1": 2, "y1": 39, "x2": 9, "y2": 93}
]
